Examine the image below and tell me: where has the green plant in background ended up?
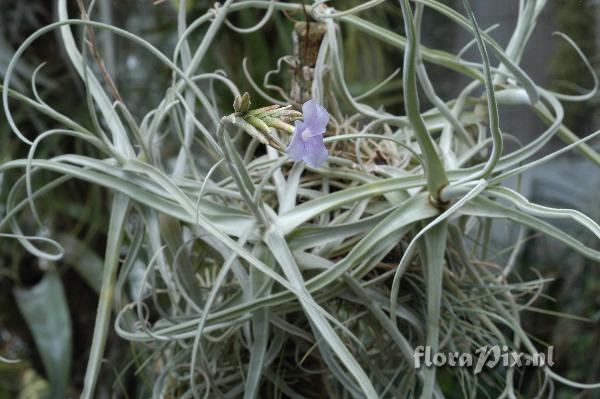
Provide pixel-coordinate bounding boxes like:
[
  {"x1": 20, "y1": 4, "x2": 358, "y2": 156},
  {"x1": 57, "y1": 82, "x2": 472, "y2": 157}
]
[
  {"x1": 1, "y1": 0, "x2": 600, "y2": 398},
  {"x1": 551, "y1": 0, "x2": 596, "y2": 131}
]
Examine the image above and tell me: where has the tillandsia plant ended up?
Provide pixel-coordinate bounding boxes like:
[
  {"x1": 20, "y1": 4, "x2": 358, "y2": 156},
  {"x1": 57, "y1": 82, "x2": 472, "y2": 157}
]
[{"x1": 2, "y1": 0, "x2": 600, "y2": 398}]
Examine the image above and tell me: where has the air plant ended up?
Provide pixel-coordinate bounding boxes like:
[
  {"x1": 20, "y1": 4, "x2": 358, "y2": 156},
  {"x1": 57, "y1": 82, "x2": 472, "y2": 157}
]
[{"x1": 1, "y1": 0, "x2": 600, "y2": 398}]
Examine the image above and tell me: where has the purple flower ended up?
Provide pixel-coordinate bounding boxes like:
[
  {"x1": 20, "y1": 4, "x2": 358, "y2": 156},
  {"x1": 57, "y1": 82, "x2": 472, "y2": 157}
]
[{"x1": 285, "y1": 99, "x2": 329, "y2": 168}]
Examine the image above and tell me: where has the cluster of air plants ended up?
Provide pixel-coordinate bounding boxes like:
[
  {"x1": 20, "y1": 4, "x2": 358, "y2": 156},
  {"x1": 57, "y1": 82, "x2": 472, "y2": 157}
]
[{"x1": 2, "y1": 0, "x2": 600, "y2": 398}]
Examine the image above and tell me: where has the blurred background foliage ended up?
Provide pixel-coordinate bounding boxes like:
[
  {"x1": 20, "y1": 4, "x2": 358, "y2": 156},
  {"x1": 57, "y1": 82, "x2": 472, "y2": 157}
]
[
  {"x1": 0, "y1": 0, "x2": 599, "y2": 398},
  {"x1": 551, "y1": 0, "x2": 597, "y2": 131}
]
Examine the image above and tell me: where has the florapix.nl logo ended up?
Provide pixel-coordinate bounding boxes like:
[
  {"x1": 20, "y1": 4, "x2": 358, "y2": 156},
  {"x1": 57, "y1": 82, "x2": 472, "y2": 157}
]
[{"x1": 413, "y1": 345, "x2": 555, "y2": 374}]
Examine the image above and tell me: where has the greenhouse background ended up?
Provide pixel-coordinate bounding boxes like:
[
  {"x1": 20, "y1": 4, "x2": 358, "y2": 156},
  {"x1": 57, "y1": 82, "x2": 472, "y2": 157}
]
[{"x1": 1, "y1": 0, "x2": 600, "y2": 398}]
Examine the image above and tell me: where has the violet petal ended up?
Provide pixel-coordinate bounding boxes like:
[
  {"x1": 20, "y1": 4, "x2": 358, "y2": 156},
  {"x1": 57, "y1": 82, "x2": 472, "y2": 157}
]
[
  {"x1": 285, "y1": 120, "x2": 306, "y2": 161},
  {"x1": 303, "y1": 134, "x2": 328, "y2": 168},
  {"x1": 302, "y1": 99, "x2": 329, "y2": 135}
]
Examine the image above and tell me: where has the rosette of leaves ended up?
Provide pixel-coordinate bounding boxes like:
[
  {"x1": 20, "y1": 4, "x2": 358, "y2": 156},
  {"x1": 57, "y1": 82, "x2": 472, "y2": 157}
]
[{"x1": 1, "y1": 0, "x2": 600, "y2": 398}]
